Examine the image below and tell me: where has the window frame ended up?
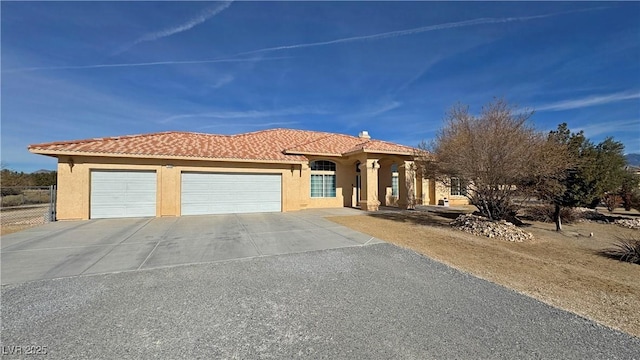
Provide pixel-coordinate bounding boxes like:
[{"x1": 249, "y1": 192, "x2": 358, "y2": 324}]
[
  {"x1": 391, "y1": 174, "x2": 399, "y2": 197},
  {"x1": 310, "y1": 160, "x2": 337, "y2": 198},
  {"x1": 450, "y1": 176, "x2": 467, "y2": 196}
]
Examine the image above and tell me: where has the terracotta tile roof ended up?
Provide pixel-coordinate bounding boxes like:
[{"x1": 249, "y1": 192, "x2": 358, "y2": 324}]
[
  {"x1": 29, "y1": 129, "x2": 415, "y2": 162},
  {"x1": 283, "y1": 133, "x2": 365, "y2": 155}
]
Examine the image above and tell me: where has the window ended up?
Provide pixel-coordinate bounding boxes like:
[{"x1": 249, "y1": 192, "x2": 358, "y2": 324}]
[
  {"x1": 450, "y1": 177, "x2": 467, "y2": 196},
  {"x1": 310, "y1": 160, "x2": 336, "y2": 198},
  {"x1": 391, "y1": 164, "x2": 399, "y2": 197},
  {"x1": 391, "y1": 176, "x2": 399, "y2": 197}
]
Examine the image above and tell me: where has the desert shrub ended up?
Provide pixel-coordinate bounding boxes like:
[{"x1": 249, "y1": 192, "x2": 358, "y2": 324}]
[
  {"x1": 627, "y1": 189, "x2": 640, "y2": 212},
  {"x1": 603, "y1": 193, "x2": 622, "y2": 212},
  {"x1": 1, "y1": 195, "x2": 25, "y2": 207},
  {"x1": 1, "y1": 188, "x2": 21, "y2": 196},
  {"x1": 23, "y1": 190, "x2": 49, "y2": 204},
  {"x1": 600, "y1": 237, "x2": 640, "y2": 265},
  {"x1": 521, "y1": 205, "x2": 579, "y2": 223}
]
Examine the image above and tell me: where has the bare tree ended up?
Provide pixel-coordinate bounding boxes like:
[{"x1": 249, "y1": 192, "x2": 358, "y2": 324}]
[{"x1": 416, "y1": 98, "x2": 566, "y2": 222}]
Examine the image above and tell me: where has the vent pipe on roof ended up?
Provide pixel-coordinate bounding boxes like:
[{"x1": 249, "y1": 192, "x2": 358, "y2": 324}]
[{"x1": 358, "y1": 130, "x2": 371, "y2": 139}]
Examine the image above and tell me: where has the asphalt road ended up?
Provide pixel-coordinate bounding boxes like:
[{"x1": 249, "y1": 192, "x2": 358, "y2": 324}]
[{"x1": 2, "y1": 243, "x2": 638, "y2": 359}]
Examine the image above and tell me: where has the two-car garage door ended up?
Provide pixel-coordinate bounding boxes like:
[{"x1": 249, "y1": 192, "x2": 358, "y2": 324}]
[
  {"x1": 90, "y1": 170, "x2": 282, "y2": 218},
  {"x1": 181, "y1": 172, "x2": 281, "y2": 215}
]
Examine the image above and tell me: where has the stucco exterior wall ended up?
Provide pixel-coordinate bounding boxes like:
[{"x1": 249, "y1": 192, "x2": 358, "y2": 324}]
[
  {"x1": 56, "y1": 156, "x2": 307, "y2": 220},
  {"x1": 432, "y1": 180, "x2": 469, "y2": 206},
  {"x1": 54, "y1": 153, "x2": 465, "y2": 220}
]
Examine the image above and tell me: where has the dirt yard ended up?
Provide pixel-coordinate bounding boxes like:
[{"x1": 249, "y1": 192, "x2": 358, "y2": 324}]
[
  {"x1": 1, "y1": 224, "x2": 37, "y2": 236},
  {"x1": 1, "y1": 204, "x2": 49, "y2": 235},
  {"x1": 329, "y1": 210, "x2": 640, "y2": 338}
]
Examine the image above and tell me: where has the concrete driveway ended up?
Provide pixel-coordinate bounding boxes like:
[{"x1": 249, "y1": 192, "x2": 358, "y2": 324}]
[{"x1": 1, "y1": 208, "x2": 381, "y2": 285}]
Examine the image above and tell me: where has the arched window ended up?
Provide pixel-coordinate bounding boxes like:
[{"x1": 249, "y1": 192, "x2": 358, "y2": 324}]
[{"x1": 310, "y1": 160, "x2": 336, "y2": 198}]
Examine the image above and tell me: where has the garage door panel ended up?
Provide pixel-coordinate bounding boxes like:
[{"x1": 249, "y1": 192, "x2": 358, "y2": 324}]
[
  {"x1": 91, "y1": 171, "x2": 157, "y2": 219},
  {"x1": 126, "y1": 182, "x2": 155, "y2": 191},
  {"x1": 91, "y1": 194, "x2": 127, "y2": 203},
  {"x1": 124, "y1": 191, "x2": 156, "y2": 201},
  {"x1": 181, "y1": 173, "x2": 281, "y2": 215}
]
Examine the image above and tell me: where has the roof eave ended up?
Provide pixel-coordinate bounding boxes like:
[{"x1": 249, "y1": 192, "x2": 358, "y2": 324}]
[{"x1": 28, "y1": 149, "x2": 306, "y2": 165}]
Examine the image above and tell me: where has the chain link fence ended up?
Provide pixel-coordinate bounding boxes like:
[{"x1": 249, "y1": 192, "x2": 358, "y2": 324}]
[{"x1": 1, "y1": 186, "x2": 56, "y2": 231}]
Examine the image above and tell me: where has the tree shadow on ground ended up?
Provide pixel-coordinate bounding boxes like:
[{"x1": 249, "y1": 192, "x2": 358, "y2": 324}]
[
  {"x1": 369, "y1": 208, "x2": 550, "y2": 230},
  {"x1": 367, "y1": 210, "x2": 458, "y2": 228}
]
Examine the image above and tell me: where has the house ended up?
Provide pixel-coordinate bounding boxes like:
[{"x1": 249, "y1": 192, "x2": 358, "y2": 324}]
[
  {"x1": 28, "y1": 129, "x2": 468, "y2": 220},
  {"x1": 625, "y1": 165, "x2": 640, "y2": 178}
]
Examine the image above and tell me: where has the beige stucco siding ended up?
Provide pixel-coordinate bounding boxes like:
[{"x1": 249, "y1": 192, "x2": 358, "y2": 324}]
[
  {"x1": 56, "y1": 156, "x2": 306, "y2": 220},
  {"x1": 54, "y1": 152, "x2": 468, "y2": 220},
  {"x1": 432, "y1": 180, "x2": 469, "y2": 206}
]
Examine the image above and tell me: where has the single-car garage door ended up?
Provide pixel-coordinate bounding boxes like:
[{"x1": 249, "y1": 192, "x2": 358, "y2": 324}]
[
  {"x1": 90, "y1": 170, "x2": 157, "y2": 219},
  {"x1": 181, "y1": 172, "x2": 281, "y2": 215}
]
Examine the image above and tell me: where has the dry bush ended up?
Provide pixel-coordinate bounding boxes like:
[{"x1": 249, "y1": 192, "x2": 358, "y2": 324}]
[
  {"x1": 600, "y1": 237, "x2": 640, "y2": 264},
  {"x1": 1, "y1": 195, "x2": 24, "y2": 207},
  {"x1": 0, "y1": 190, "x2": 49, "y2": 207},
  {"x1": 23, "y1": 190, "x2": 49, "y2": 204},
  {"x1": 603, "y1": 193, "x2": 622, "y2": 212},
  {"x1": 1, "y1": 188, "x2": 21, "y2": 196},
  {"x1": 521, "y1": 205, "x2": 579, "y2": 223},
  {"x1": 416, "y1": 98, "x2": 568, "y2": 222}
]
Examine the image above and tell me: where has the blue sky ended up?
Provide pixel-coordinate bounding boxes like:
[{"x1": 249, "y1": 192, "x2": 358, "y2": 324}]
[{"x1": 2, "y1": 1, "x2": 639, "y2": 172}]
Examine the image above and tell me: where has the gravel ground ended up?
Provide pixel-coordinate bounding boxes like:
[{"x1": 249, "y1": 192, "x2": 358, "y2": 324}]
[
  {"x1": 2, "y1": 243, "x2": 639, "y2": 359},
  {"x1": 331, "y1": 212, "x2": 640, "y2": 337}
]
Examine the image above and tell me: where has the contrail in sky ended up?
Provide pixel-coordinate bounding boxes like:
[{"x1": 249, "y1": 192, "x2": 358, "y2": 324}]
[
  {"x1": 2, "y1": 57, "x2": 289, "y2": 73},
  {"x1": 114, "y1": 1, "x2": 233, "y2": 55},
  {"x1": 4, "y1": 7, "x2": 606, "y2": 74},
  {"x1": 232, "y1": 8, "x2": 606, "y2": 57},
  {"x1": 536, "y1": 91, "x2": 640, "y2": 111}
]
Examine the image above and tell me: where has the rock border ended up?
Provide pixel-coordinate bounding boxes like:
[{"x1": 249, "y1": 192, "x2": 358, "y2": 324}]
[{"x1": 450, "y1": 214, "x2": 534, "y2": 242}]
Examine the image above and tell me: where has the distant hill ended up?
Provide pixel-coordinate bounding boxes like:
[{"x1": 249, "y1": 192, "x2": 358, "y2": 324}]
[
  {"x1": 625, "y1": 154, "x2": 640, "y2": 167},
  {"x1": 31, "y1": 169, "x2": 55, "y2": 174}
]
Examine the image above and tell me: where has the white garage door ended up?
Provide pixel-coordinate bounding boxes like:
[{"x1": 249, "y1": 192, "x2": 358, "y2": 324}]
[
  {"x1": 90, "y1": 170, "x2": 157, "y2": 219},
  {"x1": 181, "y1": 172, "x2": 281, "y2": 215}
]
